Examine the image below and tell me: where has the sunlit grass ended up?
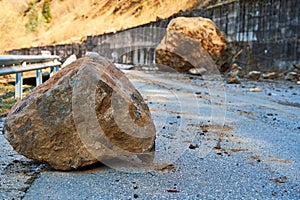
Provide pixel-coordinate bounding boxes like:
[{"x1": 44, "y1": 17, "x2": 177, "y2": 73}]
[
  {"x1": 0, "y1": 0, "x2": 200, "y2": 53},
  {"x1": 0, "y1": 84, "x2": 34, "y2": 116}
]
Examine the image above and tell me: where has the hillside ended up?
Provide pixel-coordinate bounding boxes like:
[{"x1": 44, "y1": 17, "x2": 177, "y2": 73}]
[{"x1": 0, "y1": 0, "x2": 219, "y2": 53}]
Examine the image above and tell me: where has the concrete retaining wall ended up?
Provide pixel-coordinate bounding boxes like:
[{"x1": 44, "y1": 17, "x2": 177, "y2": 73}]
[
  {"x1": 7, "y1": 0, "x2": 299, "y2": 72},
  {"x1": 202, "y1": 0, "x2": 300, "y2": 72}
]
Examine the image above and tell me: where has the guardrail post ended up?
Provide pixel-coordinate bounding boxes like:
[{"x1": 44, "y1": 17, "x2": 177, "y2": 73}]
[
  {"x1": 15, "y1": 62, "x2": 25, "y2": 99},
  {"x1": 36, "y1": 69, "x2": 42, "y2": 86},
  {"x1": 50, "y1": 67, "x2": 55, "y2": 77},
  {"x1": 55, "y1": 59, "x2": 60, "y2": 72},
  {"x1": 15, "y1": 73, "x2": 23, "y2": 99},
  {"x1": 50, "y1": 59, "x2": 60, "y2": 77}
]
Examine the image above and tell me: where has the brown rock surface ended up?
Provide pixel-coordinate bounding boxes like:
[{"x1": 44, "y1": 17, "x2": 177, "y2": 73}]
[
  {"x1": 3, "y1": 56, "x2": 156, "y2": 170},
  {"x1": 262, "y1": 72, "x2": 278, "y2": 79},
  {"x1": 155, "y1": 17, "x2": 232, "y2": 73},
  {"x1": 285, "y1": 72, "x2": 298, "y2": 82},
  {"x1": 227, "y1": 63, "x2": 243, "y2": 84},
  {"x1": 247, "y1": 71, "x2": 261, "y2": 80}
]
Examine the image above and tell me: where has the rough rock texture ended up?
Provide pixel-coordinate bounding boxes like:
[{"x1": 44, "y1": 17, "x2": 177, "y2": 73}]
[
  {"x1": 262, "y1": 72, "x2": 278, "y2": 79},
  {"x1": 285, "y1": 72, "x2": 298, "y2": 82},
  {"x1": 188, "y1": 67, "x2": 207, "y2": 76},
  {"x1": 155, "y1": 17, "x2": 232, "y2": 73},
  {"x1": 3, "y1": 56, "x2": 156, "y2": 170},
  {"x1": 247, "y1": 71, "x2": 261, "y2": 80},
  {"x1": 227, "y1": 63, "x2": 243, "y2": 84}
]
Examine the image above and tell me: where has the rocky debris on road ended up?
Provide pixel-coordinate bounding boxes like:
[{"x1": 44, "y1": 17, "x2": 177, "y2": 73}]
[
  {"x1": 3, "y1": 56, "x2": 156, "y2": 170},
  {"x1": 293, "y1": 63, "x2": 300, "y2": 69},
  {"x1": 0, "y1": 122, "x2": 48, "y2": 199},
  {"x1": 240, "y1": 63, "x2": 299, "y2": 82},
  {"x1": 166, "y1": 188, "x2": 180, "y2": 193},
  {"x1": 249, "y1": 87, "x2": 262, "y2": 92},
  {"x1": 285, "y1": 72, "x2": 298, "y2": 82},
  {"x1": 247, "y1": 71, "x2": 261, "y2": 80},
  {"x1": 155, "y1": 16, "x2": 233, "y2": 73},
  {"x1": 189, "y1": 143, "x2": 199, "y2": 150},
  {"x1": 226, "y1": 63, "x2": 244, "y2": 84},
  {"x1": 262, "y1": 72, "x2": 278, "y2": 79},
  {"x1": 188, "y1": 67, "x2": 207, "y2": 76}
]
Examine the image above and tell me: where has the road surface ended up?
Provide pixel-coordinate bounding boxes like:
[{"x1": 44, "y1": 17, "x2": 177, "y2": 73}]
[{"x1": 0, "y1": 70, "x2": 299, "y2": 199}]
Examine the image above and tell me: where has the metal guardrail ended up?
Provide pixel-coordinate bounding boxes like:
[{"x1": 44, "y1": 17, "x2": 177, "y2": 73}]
[{"x1": 0, "y1": 55, "x2": 61, "y2": 99}]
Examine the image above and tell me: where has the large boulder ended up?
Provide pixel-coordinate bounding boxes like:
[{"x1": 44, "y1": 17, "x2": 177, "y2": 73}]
[
  {"x1": 155, "y1": 17, "x2": 232, "y2": 73},
  {"x1": 3, "y1": 56, "x2": 156, "y2": 170}
]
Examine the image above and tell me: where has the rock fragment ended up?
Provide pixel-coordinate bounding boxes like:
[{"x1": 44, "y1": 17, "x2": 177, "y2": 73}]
[
  {"x1": 285, "y1": 72, "x2": 298, "y2": 82},
  {"x1": 262, "y1": 72, "x2": 277, "y2": 79},
  {"x1": 227, "y1": 63, "x2": 243, "y2": 84},
  {"x1": 247, "y1": 71, "x2": 261, "y2": 80},
  {"x1": 249, "y1": 88, "x2": 262, "y2": 92}
]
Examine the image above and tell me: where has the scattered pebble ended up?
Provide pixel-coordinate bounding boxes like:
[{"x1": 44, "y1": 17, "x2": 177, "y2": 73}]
[
  {"x1": 167, "y1": 188, "x2": 180, "y2": 193},
  {"x1": 132, "y1": 182, "x2": 138, "y2": 189},
  {"x1": 263, "y1": 72, "x2": 277, "y2": 79},
  {"x1": 270, "y1": 176, "x2": 288, "y2": 184},
  {"x1": 248, "y1": 71, "x2": 261, "y2": 80},
  {"x1": 285, "y1": 72, "x2": 298, "y2": 81},
  {"x1": 188, "y1": 67, "x2": 207, "y2": 75},
  {"x1": 189, "y1": 143, "x2": 199, "y2": 150},
  {"x1": 227, "y1": 76, "x2": 241, "y2": 84},
  {"x1": 249, "y1": 87, "x2": 262, "y2": 92},
  {"x1": 214, "y1": 139, "x2": 222, "y2": 149}
]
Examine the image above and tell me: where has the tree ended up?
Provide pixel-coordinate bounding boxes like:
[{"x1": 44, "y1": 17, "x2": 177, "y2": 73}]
[{"x1": 42, "y1": 0, "x2": 52, "y2": 24}]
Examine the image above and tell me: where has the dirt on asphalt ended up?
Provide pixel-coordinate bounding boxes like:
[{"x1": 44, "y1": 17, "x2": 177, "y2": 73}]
[{"x1": 0, "y1": 70, "x2": 299, "y2": 199}]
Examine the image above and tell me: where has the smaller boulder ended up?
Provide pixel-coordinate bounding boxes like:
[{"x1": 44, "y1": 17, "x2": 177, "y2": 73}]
[
  {"x1": 188, "y1": 67, "x2": 207, "y2": 76},
  {"x1": 155, "y1": 17, "x2": 232, "y2": 73},
  {"x1": 227, "y1": 76, "x2": 240, "y2": 84},
  {"x1": 285, "y1": 72, "x2": 298, "y2": 82},
  {"x1": 231, "y1": 63, "x2": 244, "y2": 78},
  {"x1": 249, "y1": 87, "x2": 262, "y2": 92},
  {"x1": 247, "y1": 71, "x2": 261, "y2": 80},
  {"x1": 262, "y1": 72, "x2": 277, "y2": 79},
  {"x1": 227, "y1": 63, "x2": 243, "y2": 84},
  {"x1": 293, "y1": 64, "x2": 300, "y2": 70}
]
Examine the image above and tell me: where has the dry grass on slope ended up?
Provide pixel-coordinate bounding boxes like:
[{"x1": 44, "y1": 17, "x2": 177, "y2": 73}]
[{"x1": 0, "y1": 0, "x2": 199, "y2": 53}]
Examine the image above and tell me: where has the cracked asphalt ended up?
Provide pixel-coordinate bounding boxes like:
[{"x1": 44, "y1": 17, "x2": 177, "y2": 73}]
[{"x1": 0, "y1": 70, "x2": 299, "y2": 199}]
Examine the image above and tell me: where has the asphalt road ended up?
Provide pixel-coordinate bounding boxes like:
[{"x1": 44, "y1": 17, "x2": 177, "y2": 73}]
[{"x1": 1, "y1": 70, "x2": 299, "y2": 199}]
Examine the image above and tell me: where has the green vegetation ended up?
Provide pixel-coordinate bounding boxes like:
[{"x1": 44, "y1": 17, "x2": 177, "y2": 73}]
[
  {"x1": 25, "y1": 2, "x2": 39, "y2": 32},
  {"x1": 0, "y1": 84, "x2": 34, "y2": 116},
  {"x1": 42, "y1": 0, "x2": 52, "y2": 24}
]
